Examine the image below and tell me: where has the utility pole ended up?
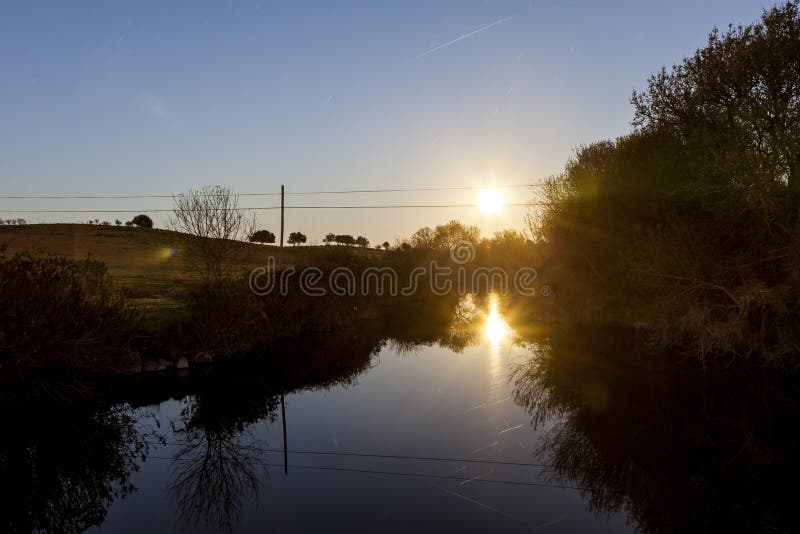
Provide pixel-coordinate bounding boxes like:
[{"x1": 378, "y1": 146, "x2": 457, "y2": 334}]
[
  {"x1": 279, "y1": 184, "x2": 284, "y2": 266},
  {"x1": 281, "y1": 393, "x2": 288, "y2": 475},
  {"x1": 279, "y1": 185, "x2": 287, "y2": 474}
]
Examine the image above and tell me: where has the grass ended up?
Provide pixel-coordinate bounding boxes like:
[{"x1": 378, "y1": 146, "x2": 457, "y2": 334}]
[{"x1": 0, "y1": 224, "x2": 382, "y2": 308}]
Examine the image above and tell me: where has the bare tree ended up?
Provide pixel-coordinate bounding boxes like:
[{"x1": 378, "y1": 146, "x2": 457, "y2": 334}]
[{"x1": 170, "y1": 185, "x2": 255, "y2": 283}]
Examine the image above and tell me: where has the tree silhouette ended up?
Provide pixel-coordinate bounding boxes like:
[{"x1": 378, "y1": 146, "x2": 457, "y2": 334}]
[
  {"x1": 248, "y1": 230, "x2": 275, "y2": 244},
  {"x1": 131, "y1": 214, "x2": 153, "y2": 228},
  {"x1": 335, "y1": 234, "x2": 355, "y2": 246},
  {"x1": 355, "y1": 236, "x2": 369, "y2": 248},
  {"x1": 170, "y1": 186, "x2": 255, "y2": 283},
  {"x1": 324, "y1": 233, "x2": 336, "y2": 245},
  {"x1": 287, "y1": 232, "x2": 307, "y2": 246},
  {"x1": 410, "y1": 221, "x2": 480, "y2": 249},
  {"x1": 382, "y1": 241, "x2": 390, "y2": 250}
]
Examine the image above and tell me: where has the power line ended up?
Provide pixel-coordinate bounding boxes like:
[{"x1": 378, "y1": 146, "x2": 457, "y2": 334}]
[
  {"x1": 143, "y1": 439, "x2": 553, "y2": 469},
  {"x1": 144, "y1": 458, "x2": 576, "y2": 490},
  {"x1": 0, "y1": 184, "x2": 544, "y2": 200},
  {"x1": 278, "y1": 464, "x2": 577, "y2": 490},
  {"x1": 286, "y1": 184, "x2": 543, "y2": 195},
  {"x1": 290, "y1": 464, "x2": 577, "y2": 489},
  {"x1": 0, "y1": 202, "x2": 543, "y2": 214},
  {"x1": 254, "y1": 447, "x2": 551, "y2": 467}
]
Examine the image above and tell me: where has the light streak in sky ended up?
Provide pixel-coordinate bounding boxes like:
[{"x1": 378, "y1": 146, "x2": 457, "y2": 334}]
[{"x1": 415, "y1": 15, "x2": 516, "y2": 60}]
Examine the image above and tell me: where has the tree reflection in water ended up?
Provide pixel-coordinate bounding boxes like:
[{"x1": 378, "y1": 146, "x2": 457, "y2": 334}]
[
  {"x1": 511, "y1": 327, "x2": 800, "y2": 533},
  {"x1": 163, "y1": 300, "x2": 483, "y2": 532},
  {"x1": 384, "y1": 295, "x2": 485, "y2": 354},
  {"x1": 0, "y1": 404, "x2": 152, "y2": 533},
  {"x1": 168, "y1": 390, "x2": 279, "y2": 533}
]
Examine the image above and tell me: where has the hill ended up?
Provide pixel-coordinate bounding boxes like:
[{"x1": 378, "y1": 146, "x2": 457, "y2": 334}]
[{"x1": 0, "y1": 224, "x2": 381, "y2": 308}]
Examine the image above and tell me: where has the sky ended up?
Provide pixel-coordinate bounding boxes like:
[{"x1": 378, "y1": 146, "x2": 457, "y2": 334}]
[{"x1": 0, "y1": 0, "x2": 781, "y2": 244}]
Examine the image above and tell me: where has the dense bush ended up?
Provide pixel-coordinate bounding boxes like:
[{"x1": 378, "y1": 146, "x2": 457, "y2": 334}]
[
  {"x1": 0, "y1": 250, "x2": 137, "y2": 375},
  {"x1": 532, "y1": 3, "x2": 800, "y2": 366}
]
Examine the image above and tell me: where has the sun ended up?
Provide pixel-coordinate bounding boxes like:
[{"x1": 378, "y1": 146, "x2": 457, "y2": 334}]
[{"x1": 478, "y1": 188, "x2": 503, "y2": 213}]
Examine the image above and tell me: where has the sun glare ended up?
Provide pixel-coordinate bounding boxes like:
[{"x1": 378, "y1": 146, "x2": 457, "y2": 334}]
[
  {"x1": 483, "y1": 297, "x2": 509, "y2": 348},
  {"x1": 478, "y1": 188, "x2": 503, "y2": 213}
]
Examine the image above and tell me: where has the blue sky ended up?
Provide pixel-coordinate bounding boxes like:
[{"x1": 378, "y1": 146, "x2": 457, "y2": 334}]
[{"x1": 0, "y1": 1, "x2": 780, "y2": 243}]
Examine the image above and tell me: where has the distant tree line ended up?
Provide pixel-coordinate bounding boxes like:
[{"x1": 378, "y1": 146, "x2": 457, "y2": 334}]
[
  {"x1": 83, "y1": 214, "x2": 153, "y2": 228},
  {"x1": 323, "y1": 233, "x2": 371, "y2": 247}
]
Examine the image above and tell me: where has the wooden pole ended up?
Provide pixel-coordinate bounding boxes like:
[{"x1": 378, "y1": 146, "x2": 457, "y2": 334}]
[
  {"x1": 281, "y1": 393, "x2": 288, "y2": 475},
  {"x1": 279, "y1": 184, "x2": 284, "y2": 266},
  {"x1": 279, "y1": 186, "x2": 286, "y2": 474}
]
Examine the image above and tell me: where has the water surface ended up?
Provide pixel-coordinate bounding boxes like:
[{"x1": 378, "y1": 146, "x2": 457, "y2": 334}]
[
  {"x1": 94, "y1": 299, "x2": 630, "y2": 532},
  {"x1": 3, "y1": 297, "x2": 799, "y2": 533}
]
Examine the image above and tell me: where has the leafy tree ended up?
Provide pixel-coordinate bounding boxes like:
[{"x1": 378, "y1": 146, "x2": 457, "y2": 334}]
[
  {"x1": 324, "y1": 233, "x2": 336, "y2": 245},
  {"x1": 355, "y1": 236, "x2": 369, "y2": 248},
  {"x1": 410, "y1": 227, "x2": 435, "y2": 248},
  {"x1": 382, "y1": 241, "x2": 390, "y2": 250},
  {"x1": 114, "y1": 220, "x2": 122, "y2": 226},
  {"x1": 287, "y1": 232, "x2": 307, "y2": 246},
  {"x1": 410, "y1": 220, "x2": 481, "y2": 249},
  {"x1": 433, "y1": 220, "x2": 481, "y2": 249},
  {"x1": 632, "y1": 1, "x2": 800, "y2": 217},
  {"x1": 131, "y1": 214, "x2": 153, "y2": 228},
  {"x1": 248, "y1": 230, "x2": 276, "y2": 244},
  {"x1": 530, "y1": 2, "x2": 800, "y2": 363}
]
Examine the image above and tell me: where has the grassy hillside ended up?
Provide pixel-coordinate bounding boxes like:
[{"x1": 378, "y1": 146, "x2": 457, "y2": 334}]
[{"x1": 0, "y1": 224, "x2": 381, "y2": 308}]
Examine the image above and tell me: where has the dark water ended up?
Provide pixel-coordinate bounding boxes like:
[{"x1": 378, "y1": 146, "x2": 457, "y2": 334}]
[{"x1": 2, "y1": 297, "x2": 799, "y2": 533}]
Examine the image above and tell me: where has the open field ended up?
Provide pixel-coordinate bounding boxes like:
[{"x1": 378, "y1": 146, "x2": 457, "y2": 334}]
[{"x1": 0, "y1": 224, "x2": 382, "y2": 307}]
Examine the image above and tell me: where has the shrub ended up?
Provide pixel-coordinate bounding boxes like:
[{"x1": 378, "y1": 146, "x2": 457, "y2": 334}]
[{"x1": 0, "y1": 253, "x2": 137, "y2": 375}]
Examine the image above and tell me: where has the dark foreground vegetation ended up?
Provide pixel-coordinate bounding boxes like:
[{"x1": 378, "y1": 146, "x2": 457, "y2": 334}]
[
  {"x1": 0, "y1": 248, "x2": 138, "y2": 379},
  {"x1": 532, "y1": 2, "x2": 800, "y2": 367}
]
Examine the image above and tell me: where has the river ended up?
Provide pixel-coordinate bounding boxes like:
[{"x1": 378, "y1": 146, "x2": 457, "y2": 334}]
[{"x1": 2, "y1": 296, "x2": 797, "y2": 532}]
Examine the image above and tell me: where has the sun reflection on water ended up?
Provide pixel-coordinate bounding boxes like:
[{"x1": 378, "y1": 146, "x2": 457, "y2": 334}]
[{"x1": 483, "y1": 296, "x2": 510, "y2": 349}]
